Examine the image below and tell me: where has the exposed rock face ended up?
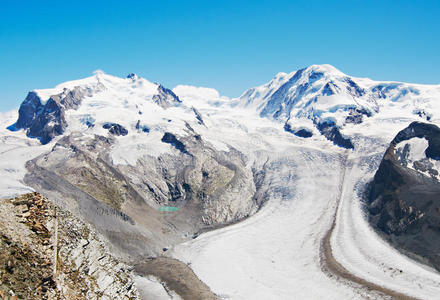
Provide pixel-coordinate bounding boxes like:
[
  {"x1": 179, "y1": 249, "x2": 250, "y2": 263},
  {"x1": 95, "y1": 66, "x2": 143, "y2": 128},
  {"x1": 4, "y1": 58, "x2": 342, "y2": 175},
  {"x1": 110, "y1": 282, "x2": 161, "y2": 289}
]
[
  {"x1": 317, "y1": 122, "x2": 354, "y2": 149},
  {"x1": 345, "y1": 107, "x2": 371, "y2": 125},
  {"x1": 103, "y1": 123, "x2": 128, "y2": 136},
  {"x1": 23, "y1": 131, "x2": 262, "y2": 259},
  {"x1": 344, "y1": 77, "x2": 366, "y2": 98},
  {"x1": 153, "y1": 84, "x2": 182, "y2": 108},
  {"x1": 135, "y1": 120, "x2": 149, "y2": 133},
  {"x1": 12, "y1": 91, "x2": 67, "y2": 145},
  {"x1": 161, "y1": 132, "x2": 189, "y2": 154},
  {"x1": 283, "y1": 123, "x2": 313, "y2": 138},
  {"x1": 391, "y1": 121, "x2": 440, "y2": 160},
  {"x1": 192, "y1": 107, "x2": 205, "y2": 126},
  {"x1": 12, "y1": 86, "x2": 101, "y2": 144},
  {"x1": 0, "y1": 193, "x2": 140, "y2": 299},
  {"x1": 366, "y1": 121, "x2": 440, "y2": 271}
]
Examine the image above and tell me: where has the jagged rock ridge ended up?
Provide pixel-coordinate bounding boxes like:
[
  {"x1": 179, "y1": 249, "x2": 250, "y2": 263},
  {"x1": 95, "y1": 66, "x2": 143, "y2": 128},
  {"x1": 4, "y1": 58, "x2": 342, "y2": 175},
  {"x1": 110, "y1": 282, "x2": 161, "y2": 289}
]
[{"x1": 10, "y1": 86, "x2": 100, "y2": 144}]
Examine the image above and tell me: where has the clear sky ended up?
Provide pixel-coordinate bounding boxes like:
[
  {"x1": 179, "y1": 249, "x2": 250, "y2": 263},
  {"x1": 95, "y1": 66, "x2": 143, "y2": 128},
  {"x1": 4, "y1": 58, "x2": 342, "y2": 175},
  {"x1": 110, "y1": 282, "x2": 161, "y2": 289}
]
[{"x1": 1, "y1": 0, "x2": 439, "y2": 111}]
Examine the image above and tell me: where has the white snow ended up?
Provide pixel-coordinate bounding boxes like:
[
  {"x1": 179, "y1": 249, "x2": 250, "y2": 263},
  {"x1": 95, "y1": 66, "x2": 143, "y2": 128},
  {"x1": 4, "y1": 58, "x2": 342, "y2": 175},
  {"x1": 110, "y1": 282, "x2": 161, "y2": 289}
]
[
  {"x1": 396, "y1": 137, "x2": 429, "y2": 162},
  {"x1": 170, "y1": 148, "x2": 364, "y2": 300},
  {"x1": 0, "y1": 110, "x2": 52, "y2": 198},
  {"x1": 237, "y1": 64, "x2": 440, "y2": 127},
  {"x1": 394, "y1": 137, "x2": 440, "y2": 181}
]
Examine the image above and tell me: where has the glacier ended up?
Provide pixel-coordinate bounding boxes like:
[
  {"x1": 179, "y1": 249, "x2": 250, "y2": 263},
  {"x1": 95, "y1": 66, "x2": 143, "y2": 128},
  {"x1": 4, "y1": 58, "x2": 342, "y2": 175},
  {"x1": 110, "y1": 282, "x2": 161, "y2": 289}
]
[{"x1": 1, "y1": 64, "x2": 440, "y2": 299}]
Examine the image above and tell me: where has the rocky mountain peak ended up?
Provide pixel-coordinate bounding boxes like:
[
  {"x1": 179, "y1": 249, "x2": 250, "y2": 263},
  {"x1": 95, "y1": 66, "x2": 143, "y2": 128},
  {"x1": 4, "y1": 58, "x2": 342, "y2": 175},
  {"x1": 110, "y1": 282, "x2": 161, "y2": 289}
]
[
  {"x1": 7, "y1": 72, "x2": 183, "y2": 144},
  {"x1": 127, "y1": 73, "x2": 138, "y2": 80}
]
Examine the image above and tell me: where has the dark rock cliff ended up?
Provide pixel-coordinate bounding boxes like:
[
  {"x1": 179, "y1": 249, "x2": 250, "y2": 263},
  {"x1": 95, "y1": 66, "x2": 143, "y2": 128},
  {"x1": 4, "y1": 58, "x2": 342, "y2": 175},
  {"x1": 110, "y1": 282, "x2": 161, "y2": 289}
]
[
  {"x1": 366, "y1": 121, "x2": 440, "y2": 271},
  {"x1": 317, "y1": 121, "x2": 354, "y2": 149},
  {"x1": 11, "y1": 86, "x2": 93, "y2": 144}
]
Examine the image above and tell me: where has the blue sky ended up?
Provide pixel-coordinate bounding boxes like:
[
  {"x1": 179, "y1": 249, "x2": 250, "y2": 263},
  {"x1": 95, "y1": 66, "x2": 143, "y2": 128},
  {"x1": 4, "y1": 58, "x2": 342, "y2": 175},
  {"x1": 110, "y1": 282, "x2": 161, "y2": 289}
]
[{"x1": 1, "y1": 0, "x2": 439, "y2": 111}]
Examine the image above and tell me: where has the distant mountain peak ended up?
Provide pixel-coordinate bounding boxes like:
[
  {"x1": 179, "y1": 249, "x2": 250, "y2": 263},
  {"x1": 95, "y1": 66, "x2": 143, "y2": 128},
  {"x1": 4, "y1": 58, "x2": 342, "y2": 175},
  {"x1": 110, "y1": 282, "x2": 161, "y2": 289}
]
[
  {"x1": 238, "y1": 64, "x2": 440, "y2": 148},
  {"x1": 305, "y1": 64, "x2": 344, "y2": 74},
  {"x1": 93, "y1": 69, "x2": 105, "y2": 75},
  {"x1": 8, "y1": 71, "x2": 183, "y2": 144},
  {"x1": 126, "y1": 73, "x2": 138, "y2": 80}
]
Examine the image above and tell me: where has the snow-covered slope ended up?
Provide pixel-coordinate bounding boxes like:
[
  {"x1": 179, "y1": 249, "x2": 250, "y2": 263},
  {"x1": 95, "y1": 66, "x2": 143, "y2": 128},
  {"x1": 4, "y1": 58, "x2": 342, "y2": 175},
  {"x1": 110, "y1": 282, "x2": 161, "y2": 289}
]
[
  {"x1": 10, "y1": 70, "x2": 184, "y2": 145},
  {"x1": 2, "y1": 65, "x2": 440, "y2": 299},
  {"x1": 238, "y1": 64, "x2": 440, "y2": 123},
  {"x1": 237, "y1": 64, "x2": 440, "y2": 148}
]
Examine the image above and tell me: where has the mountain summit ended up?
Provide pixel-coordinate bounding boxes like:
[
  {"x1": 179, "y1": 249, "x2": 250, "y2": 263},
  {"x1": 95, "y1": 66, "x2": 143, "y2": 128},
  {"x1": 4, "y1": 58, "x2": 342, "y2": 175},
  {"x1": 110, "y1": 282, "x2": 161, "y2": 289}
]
[
  {"x1": 8, "y1": 71, "x2": 182, "y2": 144},
  {"x1": 7, "y1": 65, "x2": 440, "y2": 149},
  {"x1": 238, "y1": 64, "x2": 440, "y2": 148}
]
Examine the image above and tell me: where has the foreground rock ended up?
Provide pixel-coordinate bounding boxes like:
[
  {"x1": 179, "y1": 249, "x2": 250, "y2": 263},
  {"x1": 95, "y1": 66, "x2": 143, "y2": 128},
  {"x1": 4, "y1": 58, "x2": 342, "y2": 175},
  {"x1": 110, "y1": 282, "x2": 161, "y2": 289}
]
[{"x1": 0, "y1": 192, "x2": 140, "y2": 299}]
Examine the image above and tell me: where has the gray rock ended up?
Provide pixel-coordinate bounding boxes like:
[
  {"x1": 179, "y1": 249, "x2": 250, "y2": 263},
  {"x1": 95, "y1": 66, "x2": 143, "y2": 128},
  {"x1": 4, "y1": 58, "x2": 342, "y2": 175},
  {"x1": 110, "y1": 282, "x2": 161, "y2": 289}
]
[
  {"x1": 24, "y1": 131, "x2": 263, "y2": 260},
  {"x1": 103, "y1": 123, "x2": 128, "y2": 136}
]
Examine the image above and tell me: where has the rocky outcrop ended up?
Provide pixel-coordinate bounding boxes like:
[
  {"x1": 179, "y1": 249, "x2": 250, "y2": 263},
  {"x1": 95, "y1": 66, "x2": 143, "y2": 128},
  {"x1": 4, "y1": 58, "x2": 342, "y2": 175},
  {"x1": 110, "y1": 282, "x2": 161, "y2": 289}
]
[
  {"x1": 192, "y1": 107, "x2": 205, "y2": 126},
  {"x1": 391, "y1": 121, "x2": 440, "y2": 160},
  {"x1": 345, "y1": 107, "x2": 371, "y2": 124},
  {"x1": 103, "y1": 123, "x2": 128, "y2": 136},
  {"x1": 10, "y1": 85, "x2": 103, "y2": 144},
  {"x1": 366, "y1": 122, "x2": 440, "y2": 271},
  {"x1": 153, "y1": 85, "x2": 182, "y2": 108},
  {"x1": 317, "y1": 122, "x2": 354, "y2": 149},
  {"x1": 161, "y1": 132, "x2": 189, "y2": 155},
  {"x1": 0, "y1": 192, "x2": 140, "y2": 299},
  {"x1": 284, "y1": 123, "x2": 313, "y2": 138},
  {"x1": 135, "y1": 120, "x2": 149, "y2": 133},
  {"x1": 11, "y1": 91, "x2": 67, "y2": 145}
]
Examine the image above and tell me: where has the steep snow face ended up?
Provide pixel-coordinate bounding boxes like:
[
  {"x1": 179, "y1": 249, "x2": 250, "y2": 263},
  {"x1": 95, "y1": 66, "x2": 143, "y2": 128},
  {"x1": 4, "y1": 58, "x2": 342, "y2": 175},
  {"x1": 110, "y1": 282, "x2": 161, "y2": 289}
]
[{"x1": 238, "y1": 64, "x2": 440, "y2": 129}]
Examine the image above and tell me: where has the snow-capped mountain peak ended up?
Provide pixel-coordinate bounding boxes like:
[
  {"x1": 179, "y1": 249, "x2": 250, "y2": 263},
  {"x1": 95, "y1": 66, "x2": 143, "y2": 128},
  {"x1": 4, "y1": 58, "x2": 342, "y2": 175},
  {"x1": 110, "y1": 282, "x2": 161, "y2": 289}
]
[
  {"x1": 8, "y1": 65, "x2": 440, "y2": 151},
  {"x1": 240, "y1": 64, "x2": 440, "y2": 122},
  {"x1": 31, "y1": 70, "x2": 175, "y2": 106},
  {"x1": 238, "y1": 64, "x2": 368, "y2": 120},
  {"x1": 9, "y1": 71, "x2": 184, "y2": 144},
  {"x1": 237, "y1": 64, "x2": 440, "y2": 148}
]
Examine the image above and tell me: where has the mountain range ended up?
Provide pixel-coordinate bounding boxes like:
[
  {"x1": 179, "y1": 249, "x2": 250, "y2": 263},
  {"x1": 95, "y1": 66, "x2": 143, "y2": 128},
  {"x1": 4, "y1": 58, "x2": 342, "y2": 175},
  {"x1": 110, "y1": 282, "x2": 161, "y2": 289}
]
[{"x1": 1, "y1": 65, "x2": 440, "y2": 299}]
